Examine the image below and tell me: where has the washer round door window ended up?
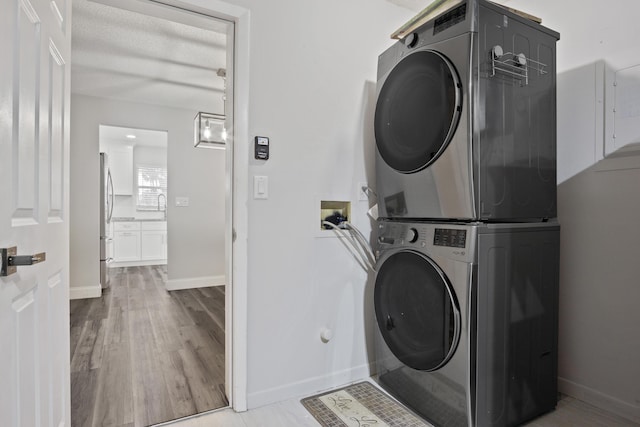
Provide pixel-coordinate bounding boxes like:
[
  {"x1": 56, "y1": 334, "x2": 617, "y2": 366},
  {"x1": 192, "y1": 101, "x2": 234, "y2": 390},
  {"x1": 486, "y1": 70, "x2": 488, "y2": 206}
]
[
  {"x1": 374, "y1": 251, "x2": 461, "y2": 371},
  {"x1": 375, "y1": 50, "x2": 462, "y2": 173}
]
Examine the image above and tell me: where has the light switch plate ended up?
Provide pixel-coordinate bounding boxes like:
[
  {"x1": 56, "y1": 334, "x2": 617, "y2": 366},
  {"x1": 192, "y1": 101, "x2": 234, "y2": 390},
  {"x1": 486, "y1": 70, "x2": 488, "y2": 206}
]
[
  {"x1": 175, "y1": 196, "x2": 190, "y2": 207},
  {"x1": 254, "y1": 176, "x2": 268, "y2": 199}
]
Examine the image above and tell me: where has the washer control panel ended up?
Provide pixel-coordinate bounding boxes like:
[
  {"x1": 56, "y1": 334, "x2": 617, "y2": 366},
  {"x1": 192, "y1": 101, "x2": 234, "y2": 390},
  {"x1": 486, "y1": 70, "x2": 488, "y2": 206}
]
[
  {"x1": 377, "y1": 221, "x2": 475, "y2": 263},
  {"x1": 434, "y1": 228, "x2": 467, "y2": 248}
]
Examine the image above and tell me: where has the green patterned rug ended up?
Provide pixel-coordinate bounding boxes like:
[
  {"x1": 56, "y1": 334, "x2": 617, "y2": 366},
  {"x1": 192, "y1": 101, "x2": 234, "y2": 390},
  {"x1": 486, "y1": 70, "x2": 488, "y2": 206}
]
[{"x1": 301, "y1": 381, "x2": 430, "y2": 427}]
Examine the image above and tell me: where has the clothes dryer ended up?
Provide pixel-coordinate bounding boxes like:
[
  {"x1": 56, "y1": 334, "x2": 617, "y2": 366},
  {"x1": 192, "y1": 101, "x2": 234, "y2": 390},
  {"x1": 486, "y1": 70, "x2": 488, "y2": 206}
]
[
  {"x1": 374, "y1": 220, "x2": 560, "y2": 427},
  {"x1": 374, "y1": 0, "x2": 560, "y2": 221}
]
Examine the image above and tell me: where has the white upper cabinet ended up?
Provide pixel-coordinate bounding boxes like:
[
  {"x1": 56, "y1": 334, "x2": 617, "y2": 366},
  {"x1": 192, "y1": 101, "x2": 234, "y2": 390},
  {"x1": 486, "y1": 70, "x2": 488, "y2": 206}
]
[
  {"x1": 109, "y1": 145, "x2": 134, "y2": 195},
  {"x1": 557, "y1": 61, "x2": 640, "y2": 184},
  {"x1": 605, "y1": 63, "x2": 640, "y2": 158}
]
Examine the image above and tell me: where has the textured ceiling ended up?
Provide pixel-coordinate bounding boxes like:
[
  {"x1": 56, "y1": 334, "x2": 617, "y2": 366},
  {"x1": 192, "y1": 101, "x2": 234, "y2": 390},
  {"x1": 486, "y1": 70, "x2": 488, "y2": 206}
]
[
  {"x1": 73, "y1": 0, "x2": 516, "y2": 113},
  {"x1": 386, "y1": 0, "x2": 513, "y2": 12},
  {"x1": 71, "y1": 0, "x2": 229, "y2": 113}
]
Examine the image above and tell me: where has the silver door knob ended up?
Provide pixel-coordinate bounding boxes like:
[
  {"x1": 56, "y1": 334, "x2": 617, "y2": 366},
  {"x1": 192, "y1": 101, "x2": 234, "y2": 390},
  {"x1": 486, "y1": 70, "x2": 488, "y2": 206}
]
[{"x1": 1, "y1": 247, "x2": 46, "y2": 277}]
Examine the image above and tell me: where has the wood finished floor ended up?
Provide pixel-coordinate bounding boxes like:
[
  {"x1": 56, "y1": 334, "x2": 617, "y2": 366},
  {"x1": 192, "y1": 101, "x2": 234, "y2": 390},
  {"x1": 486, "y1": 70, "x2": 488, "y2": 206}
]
[{"x1": 70, "y1": 265, "x2": 227, "y2": 427}]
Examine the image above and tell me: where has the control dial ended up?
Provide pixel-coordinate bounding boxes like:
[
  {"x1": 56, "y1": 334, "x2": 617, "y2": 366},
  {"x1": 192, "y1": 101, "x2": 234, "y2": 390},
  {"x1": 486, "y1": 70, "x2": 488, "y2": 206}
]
[
  {"x1": 405, "y1": 32, "x2": 418, "y2": 48},
  {"x1": 406, "y1": 227, "x2": 419, "y2": 243}
]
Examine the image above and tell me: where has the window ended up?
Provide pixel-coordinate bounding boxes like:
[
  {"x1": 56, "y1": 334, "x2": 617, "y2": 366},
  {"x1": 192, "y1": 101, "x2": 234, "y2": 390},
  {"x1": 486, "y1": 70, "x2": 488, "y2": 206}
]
[{"x1": 137, "y1": 165, "x2": 167, "y2": 210}]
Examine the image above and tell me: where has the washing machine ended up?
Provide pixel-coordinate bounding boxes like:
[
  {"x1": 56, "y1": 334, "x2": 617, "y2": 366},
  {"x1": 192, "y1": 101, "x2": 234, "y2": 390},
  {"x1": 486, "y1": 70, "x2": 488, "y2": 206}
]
[
  {"x1": 374, "y1": 0, "x2": 560, "y2": 221},
  {"x1": 374, "y1": 220, "x2": 559, "y2": 427}
]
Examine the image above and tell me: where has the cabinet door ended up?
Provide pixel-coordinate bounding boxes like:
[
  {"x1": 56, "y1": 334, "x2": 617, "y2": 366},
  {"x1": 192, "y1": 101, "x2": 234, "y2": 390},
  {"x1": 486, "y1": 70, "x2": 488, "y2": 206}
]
[
  {"x1": 141, "y1": 230, "x2": 166, "y2": 261},
  {"x1": 110, "y1": 145, "x2": 133, "y2": 195},
  {"x1": 114, "y1": 231, "x2": 140, "y2": 261}
]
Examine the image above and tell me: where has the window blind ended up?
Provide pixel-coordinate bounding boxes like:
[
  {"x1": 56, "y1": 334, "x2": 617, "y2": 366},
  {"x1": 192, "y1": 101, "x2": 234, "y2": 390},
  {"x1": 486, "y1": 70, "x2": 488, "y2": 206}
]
[{"x1": 137, "y1": 165, "x2": 167, "y2": 210}]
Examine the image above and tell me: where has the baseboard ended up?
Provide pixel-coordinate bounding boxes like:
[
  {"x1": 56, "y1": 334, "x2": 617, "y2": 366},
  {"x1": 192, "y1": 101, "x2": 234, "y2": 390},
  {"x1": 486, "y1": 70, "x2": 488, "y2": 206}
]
[
  {"x1": 69, "y1": 285, "x2": 102, "y2": 300},
  {"x1": 165, "y1": 274, "x2": 225, "y2": 291},
  {"x1": 558, "y1": 377, "x2": 640, "y2": 424},
  {"x1": 247, "y1": 362, "x2": 374, "y2": 409},
  {"x1": 110, "y1": 259, "x2": 166, "y2": 268}
]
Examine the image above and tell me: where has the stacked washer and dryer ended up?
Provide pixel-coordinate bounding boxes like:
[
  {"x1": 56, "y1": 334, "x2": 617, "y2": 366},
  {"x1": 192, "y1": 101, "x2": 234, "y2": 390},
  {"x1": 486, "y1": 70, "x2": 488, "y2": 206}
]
[{"x1": 372, "y1": 1, "x2": 560, "y2": 426}]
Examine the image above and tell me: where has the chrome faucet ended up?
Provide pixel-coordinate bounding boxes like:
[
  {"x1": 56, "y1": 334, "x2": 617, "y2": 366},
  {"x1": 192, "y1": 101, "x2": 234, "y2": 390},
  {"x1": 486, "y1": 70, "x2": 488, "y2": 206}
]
[{"x1": 157, "y1": 193, "x2": 167, "y2": 220}]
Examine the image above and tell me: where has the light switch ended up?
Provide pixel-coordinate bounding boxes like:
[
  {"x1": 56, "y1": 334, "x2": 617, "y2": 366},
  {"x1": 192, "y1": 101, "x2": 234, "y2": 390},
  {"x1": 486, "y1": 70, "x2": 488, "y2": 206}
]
[
  {"x1": 175, "y1": 196, "x2": 190, "y2": 207},
  {"x1": 254, "y1": 176, "x2": 268, "y2": 199}
]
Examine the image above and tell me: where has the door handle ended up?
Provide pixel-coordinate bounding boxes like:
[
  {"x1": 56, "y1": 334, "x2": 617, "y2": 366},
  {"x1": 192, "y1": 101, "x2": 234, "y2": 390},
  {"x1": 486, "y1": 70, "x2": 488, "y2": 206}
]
[
  {"x1": 107, "y1": 170, "x2": 114, "y2": 222},
  {"x1": 1, "y1": 247, "x2": 46, "y2": 277}
]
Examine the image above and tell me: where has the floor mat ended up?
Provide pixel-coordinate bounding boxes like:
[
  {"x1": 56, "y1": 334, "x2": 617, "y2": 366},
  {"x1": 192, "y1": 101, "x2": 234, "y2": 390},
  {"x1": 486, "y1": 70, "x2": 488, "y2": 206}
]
[{"x1": 301, "y1": 381, "x2": 430, "y2": 427}]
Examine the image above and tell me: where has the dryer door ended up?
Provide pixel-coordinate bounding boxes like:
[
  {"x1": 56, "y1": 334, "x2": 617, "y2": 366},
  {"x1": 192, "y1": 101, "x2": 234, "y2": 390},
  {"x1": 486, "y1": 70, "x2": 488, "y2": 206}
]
[
  {"x1": 374, "y1": 250, "x2": 461, "y2": 371},
  {"x1": 375, "y1": 50, "x2": 462, "y2": 174}
]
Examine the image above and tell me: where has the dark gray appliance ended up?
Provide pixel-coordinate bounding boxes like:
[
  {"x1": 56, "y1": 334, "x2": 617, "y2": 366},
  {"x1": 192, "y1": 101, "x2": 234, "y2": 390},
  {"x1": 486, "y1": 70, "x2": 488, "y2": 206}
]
[
  {"x1": 100, "y1": 152, "x2": 114, "y2": 289},
  {"x1": 374, "y1": 0, "x2": 560, "y2": 221},
  {"x1": 374, "y1": 220, "x2": 559, "y2": 427}
]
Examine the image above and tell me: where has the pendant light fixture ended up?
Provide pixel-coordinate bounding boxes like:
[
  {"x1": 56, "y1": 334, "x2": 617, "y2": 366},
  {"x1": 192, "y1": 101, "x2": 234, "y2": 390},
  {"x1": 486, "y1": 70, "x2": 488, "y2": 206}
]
[{"x1": 194, "y1": 68, "x2": 227, "y2": 149}]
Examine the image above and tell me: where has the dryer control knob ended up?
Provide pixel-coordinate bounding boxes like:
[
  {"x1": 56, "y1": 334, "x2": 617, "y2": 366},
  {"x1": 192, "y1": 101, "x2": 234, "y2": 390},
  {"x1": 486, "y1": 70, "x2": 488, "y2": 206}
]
[
  {"x1": 405, "y1": 33, "x2": 418, "y2": 48},
  {"x1": 407, "y1": 228, "x2": 419, "y2": 243}
]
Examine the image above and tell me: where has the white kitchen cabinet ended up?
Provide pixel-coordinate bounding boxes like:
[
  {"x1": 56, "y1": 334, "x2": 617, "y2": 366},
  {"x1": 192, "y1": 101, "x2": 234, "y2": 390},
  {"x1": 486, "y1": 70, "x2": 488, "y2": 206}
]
[
  {"x1": 141, "y1": 221, "x2": 167, "y2": 261},
  {"x1": 605, "y1": 63, "x2": 640, "y2": 158},
  {"x1": 113, "y1": 231, "x2": 140, "y2": 261},
  {"x1": 141, "y1": 230, "x2": 166, "y2": 260},
  {"x1": 109, "y1": 145, "x2": 134, "y2": 195},
  {"x1": 113, "y1": 221, "x2": 141, "y2": 262},
  {"x1": 112, "y1": 221, "x2": 166, "y2": 265}
]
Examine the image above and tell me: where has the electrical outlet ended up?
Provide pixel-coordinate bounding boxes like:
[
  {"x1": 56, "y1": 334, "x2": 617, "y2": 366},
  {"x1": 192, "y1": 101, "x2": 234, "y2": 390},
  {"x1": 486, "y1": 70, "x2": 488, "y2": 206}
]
[{"x1": 175, "y1": 197, "x2": 189, "y2": 207}]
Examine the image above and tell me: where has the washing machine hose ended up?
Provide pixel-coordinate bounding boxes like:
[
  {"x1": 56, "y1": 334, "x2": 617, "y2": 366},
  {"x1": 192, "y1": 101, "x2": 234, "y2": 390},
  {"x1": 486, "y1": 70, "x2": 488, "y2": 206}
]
[{"x1": 321, "y1": 221, "x2": 376, "y2": 272}]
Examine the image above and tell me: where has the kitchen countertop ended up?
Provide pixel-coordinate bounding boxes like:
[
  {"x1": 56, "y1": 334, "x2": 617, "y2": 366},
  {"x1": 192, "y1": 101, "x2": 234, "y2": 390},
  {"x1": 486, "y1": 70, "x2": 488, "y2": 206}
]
[{"x1": 111, "y1": 217, "x2": 166, "y2": 222}]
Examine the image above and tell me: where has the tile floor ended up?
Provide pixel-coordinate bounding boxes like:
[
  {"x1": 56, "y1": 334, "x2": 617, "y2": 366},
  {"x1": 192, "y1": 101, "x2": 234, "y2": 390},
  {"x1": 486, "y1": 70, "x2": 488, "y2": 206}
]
[{"x1": 160, "y1": 380, "x2": 639, "y2": 427}]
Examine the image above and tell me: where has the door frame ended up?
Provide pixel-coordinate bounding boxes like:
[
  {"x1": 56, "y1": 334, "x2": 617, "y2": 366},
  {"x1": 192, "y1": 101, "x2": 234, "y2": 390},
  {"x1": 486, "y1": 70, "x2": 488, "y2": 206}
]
[
  {"x1": 162, "y1": 0, "x2": 251, "y2": 411},
  {"x1": 82, "y1": 0, "x2": 250, "y2": 411}
]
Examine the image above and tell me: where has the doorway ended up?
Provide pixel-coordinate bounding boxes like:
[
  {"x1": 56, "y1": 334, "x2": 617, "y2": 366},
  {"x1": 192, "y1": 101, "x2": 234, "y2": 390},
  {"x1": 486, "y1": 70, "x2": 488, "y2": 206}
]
[{"x1": 68, "y1": 0, "x2": 234, "y2": 424}]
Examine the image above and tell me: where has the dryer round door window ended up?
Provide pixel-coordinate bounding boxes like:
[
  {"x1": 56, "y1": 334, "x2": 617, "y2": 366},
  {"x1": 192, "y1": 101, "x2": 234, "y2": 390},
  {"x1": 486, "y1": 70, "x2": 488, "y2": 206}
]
[
  {"x1": 375, "y1": 50, "x2": 462, "y2": 173},
  {"x1": 374, "y1": 250, "x2": 461, "y2": 371}
]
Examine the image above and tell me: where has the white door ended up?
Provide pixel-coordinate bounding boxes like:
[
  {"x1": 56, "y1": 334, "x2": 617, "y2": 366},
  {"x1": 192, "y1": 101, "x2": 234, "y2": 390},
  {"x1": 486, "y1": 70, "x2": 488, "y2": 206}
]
[{"x1": 0, "y1": 0, "x2": 71, "y2": 426}]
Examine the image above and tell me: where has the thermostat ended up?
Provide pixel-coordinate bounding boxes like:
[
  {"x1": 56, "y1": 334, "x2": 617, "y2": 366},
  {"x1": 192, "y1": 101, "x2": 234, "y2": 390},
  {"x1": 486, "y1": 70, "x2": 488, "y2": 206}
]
[{"x1": 254, "y1": 136, "x2": 269, "y2": 160}]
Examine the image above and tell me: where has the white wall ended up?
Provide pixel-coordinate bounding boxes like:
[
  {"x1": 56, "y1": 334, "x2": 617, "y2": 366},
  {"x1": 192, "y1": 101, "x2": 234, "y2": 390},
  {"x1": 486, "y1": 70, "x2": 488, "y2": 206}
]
[
  {"x1": 70, "y1": 99, "x2": 101, "y2": 297},
  {"x1": 503, "y1": 0, "x2": 640, "y2": 421},
  {"x1": 175, "y1": 0, "x2": 411, "y2": 409},
  {"x1": 69, "y1": 94, "x2": 226, "y2": 293}
]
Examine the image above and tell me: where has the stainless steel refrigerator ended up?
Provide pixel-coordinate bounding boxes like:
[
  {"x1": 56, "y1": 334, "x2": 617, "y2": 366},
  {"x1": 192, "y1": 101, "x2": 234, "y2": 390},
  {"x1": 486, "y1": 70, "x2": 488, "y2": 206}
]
[{"x1": 100, "y1": 152, "x2": 114, "y2": 289}]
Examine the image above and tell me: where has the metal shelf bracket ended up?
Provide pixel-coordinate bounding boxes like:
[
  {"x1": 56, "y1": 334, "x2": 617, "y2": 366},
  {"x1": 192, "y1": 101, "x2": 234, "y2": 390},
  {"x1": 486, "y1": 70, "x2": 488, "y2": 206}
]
[{"x1": 490, "y1": 45, "x2": 548, "y2": 86}]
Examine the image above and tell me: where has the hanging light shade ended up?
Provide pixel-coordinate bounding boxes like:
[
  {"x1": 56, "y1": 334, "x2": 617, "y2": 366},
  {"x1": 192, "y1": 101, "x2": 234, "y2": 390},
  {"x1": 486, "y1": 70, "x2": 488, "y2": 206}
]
[{"x1": 194, "y1": 112, "x2": 226, "y2": 149}]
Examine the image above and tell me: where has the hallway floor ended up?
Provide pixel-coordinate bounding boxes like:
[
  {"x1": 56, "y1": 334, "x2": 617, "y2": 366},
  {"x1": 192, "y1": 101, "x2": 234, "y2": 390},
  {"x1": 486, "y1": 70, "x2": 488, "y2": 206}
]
[{"x1": 70, "y1": 266, "x2": 226, "y2": 427}]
